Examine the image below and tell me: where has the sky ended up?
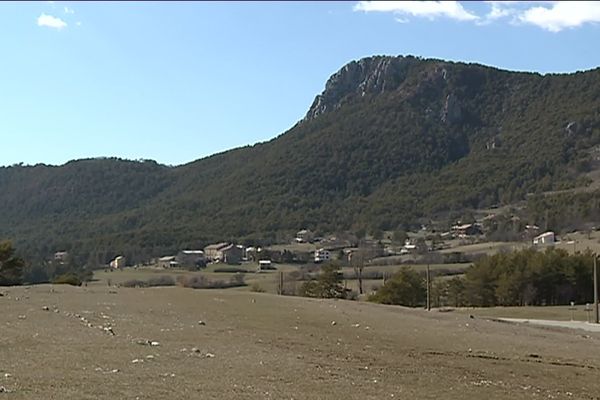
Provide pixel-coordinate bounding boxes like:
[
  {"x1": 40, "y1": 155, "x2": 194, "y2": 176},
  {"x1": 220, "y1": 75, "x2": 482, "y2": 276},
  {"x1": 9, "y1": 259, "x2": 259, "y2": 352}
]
[{"x1": 2, "y1": 1, "x2": 600, "y2": 167}]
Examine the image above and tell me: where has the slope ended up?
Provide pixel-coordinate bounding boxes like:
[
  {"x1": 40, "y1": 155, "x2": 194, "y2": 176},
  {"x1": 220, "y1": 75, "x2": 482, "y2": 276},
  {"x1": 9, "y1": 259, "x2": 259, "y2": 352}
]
[{"x1": 2, "y1": 55, "x2": 600, "y2": 264}]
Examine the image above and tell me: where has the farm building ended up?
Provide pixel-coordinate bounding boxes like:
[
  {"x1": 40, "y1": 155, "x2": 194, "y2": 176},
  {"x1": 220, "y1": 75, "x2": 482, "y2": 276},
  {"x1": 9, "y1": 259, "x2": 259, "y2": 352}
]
[
  {"x1": 533, "y1": 231, "x2": 555, "y2": 245},
  {"x1": 314, "y1": 249, "x2": 331, "y2": 263},
  {"x1": 295, "y1": 229, "x2": 314, "y2": 243},
  {"x1": 158, "y1": 256, "x2": 179, "y2": 269},
  {"x1": 452, "y1": 223, "x2": 483, "y2": 237},
  {"x1": 54, "y1": 251, "x2": 69, "y2": 264},
  {"x1": 110, "y1": 256, "x2": 126, "y2": 269},
  {"x1": 221, "y1": 244, "x2": 243, "y2": 264},
  {"x1": 257, "y1": 260, "x2": 276, "y2": 272},
  {"x1": 177, "y1": 250, "x2": 206, "y2": 269},
  {"x1": 204, "y1": 243, "x2": 230, "y2": 261}
]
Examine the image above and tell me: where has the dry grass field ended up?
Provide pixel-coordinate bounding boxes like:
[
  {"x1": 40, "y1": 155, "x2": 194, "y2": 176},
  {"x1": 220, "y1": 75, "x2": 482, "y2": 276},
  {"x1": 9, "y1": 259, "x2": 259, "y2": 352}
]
[{"x1": 2, "y1": 284, "x2": 600, "y2": 399}]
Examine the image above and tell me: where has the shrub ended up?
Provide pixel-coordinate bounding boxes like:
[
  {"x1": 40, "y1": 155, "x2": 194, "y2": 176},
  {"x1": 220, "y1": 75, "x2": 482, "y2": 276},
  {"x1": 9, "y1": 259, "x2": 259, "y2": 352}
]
[
  {"x1": 176, "y1": 274, "x2": 246, "y2": 289},
  {"x1": 122, "y1": 279, "x2": 148, "y2": 288},
  {"x1": 146, "y1": 275, "x2": 175, "y2": 287},
  {"x1": 299, "y1": 264, "x2": 346, "y2": 299},
  {"x1": 250, "y1": 282, "x2": 265, "y2": 293},
  {"x1": 369, "y1": 267, "x2": 425, "y2": 306},
  {"x1": 52, "y1": 273, "x2": 82, "y2": 286}
]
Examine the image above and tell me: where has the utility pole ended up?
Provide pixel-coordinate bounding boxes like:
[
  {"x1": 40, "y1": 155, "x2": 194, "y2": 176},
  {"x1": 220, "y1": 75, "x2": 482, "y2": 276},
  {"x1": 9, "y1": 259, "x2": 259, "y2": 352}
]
[
  {"x1": 426, "y1": 264, "x2": 431, "y2": 311},
  {"x1": 278, "y1": 271, "x2": 284, "y2": 296},
  {"x1": 594, "y1": 256, "x2": 599, "y2": 324}
]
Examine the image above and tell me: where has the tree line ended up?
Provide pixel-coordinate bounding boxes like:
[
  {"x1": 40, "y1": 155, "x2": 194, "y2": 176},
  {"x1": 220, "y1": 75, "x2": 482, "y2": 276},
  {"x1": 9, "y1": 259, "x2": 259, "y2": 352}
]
[
  {"x1": 300, "y1": 248, "x2": 598, "y2": 308},
  {"x1": 0, "y1": 240, "x2": 91, "y2": 286}
]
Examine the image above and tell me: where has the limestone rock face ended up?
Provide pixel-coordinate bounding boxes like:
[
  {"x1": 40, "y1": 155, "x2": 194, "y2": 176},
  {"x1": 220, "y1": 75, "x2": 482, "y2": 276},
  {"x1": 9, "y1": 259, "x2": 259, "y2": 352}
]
[
  {"x1": 441, "y1": 93, "x2": 462, "y2": 124},
  {"x1": 304, "y1": 56, "x2": 413, "y2": 120}
]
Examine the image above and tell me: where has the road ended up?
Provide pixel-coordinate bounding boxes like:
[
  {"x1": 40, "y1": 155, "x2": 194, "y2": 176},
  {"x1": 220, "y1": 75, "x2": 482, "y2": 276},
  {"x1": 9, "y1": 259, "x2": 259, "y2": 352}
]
[{"x1": 498, "y1": 318, "x2": 600, "y2": 332}]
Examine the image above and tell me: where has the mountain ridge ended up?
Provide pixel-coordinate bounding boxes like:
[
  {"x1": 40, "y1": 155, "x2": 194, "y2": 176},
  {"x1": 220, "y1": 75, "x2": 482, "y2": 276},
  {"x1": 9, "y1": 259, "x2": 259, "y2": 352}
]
[{"x1": 2, "y1": 55, "x2": 600, "y2": 265}]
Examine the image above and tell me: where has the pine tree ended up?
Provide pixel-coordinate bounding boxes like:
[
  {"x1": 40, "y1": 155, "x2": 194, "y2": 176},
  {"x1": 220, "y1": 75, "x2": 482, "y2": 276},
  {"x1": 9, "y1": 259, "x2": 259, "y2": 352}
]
[{"x1": 0, "y1": 241, "x2": 24, "y2": 286}]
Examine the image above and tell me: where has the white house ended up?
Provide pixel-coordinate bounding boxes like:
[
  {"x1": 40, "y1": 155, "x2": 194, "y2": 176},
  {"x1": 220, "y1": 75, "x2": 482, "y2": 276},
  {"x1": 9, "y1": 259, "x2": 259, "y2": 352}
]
[
  {"x1": 533, "y1": 231, "x2": 555, "y2": 245},
  {"x1": 257, "y1": 260, "x2": 275, "y2": 272},
  {"x1": 296, "y1": 229, "x2": 314, "y2": 243},
  {"x1": 314, "y1": 249, "x2": 330, "y2": 263},
  {"x1": 110, "y1": 256, "x2": 126, "y2": 269},
  {"x1": 158, "y1": 256, "x2": 179, "y2": 269}
]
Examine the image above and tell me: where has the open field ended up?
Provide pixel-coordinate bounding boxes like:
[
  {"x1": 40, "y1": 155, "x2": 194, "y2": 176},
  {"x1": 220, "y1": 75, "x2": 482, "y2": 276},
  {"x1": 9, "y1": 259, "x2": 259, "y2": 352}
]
[
  {"x1": 439, "y1": 241, "x2": 527, "y2": 256},
  {"x1": 2, "y1": 285, "x2": 600, "y2": 399},
  {"x1": 93, "y1": 264, "x2": 299, "y2": 294},
  {"x1": 557, "y1": 230, "x2": 600, "y2": 255}
]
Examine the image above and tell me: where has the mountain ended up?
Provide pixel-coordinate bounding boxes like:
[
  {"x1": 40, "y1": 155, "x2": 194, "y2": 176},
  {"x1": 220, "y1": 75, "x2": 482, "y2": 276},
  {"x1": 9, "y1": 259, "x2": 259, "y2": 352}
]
[{"x1": 2, "y1": 55, "x2": 600, "y2": 265}]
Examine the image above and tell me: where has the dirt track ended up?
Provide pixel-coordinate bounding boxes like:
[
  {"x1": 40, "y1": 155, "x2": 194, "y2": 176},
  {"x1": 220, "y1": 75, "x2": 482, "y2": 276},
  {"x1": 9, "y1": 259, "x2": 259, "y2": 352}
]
[{"x1": 2, "y1": 285, "x2": 600, "y2": 399}]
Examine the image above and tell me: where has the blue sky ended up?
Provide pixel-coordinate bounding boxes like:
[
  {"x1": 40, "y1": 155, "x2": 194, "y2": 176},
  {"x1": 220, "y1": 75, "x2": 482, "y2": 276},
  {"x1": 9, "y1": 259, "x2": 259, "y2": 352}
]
[{"x1": 2, "y1": 1, "x2": 600, "y2": 167}]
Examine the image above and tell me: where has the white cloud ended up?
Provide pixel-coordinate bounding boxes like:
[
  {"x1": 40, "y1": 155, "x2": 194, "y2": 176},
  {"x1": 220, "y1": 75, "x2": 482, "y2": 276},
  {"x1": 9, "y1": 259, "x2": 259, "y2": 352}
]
[
  {"x1": 354, "y1": 1, "x2": 600, "y2": 32},
  {"x1": 76, "y1": 21, "x2": 82, "y2": 27},
  {"x1": 37, "y1": 13, "x2": 67, "y2": 30},
  {"x1": 485, "y1": 2, "x2": 516, "y2": 20},
  {"x1": 353, "y1": 1, "x2": 479, "y2": 22},
  {"x1": 518, "y1": 1, "x2": 600, "y2": 32},
  {"x1": 64, "y1": 7, "x2": 75, "y2": 15}
]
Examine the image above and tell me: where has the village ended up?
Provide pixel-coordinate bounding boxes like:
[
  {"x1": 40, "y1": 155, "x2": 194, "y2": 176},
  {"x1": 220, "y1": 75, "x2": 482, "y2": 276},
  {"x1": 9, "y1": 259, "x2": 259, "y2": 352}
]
[{"x1": 81, "y1": 211, "x2": 577, "y2": 278}]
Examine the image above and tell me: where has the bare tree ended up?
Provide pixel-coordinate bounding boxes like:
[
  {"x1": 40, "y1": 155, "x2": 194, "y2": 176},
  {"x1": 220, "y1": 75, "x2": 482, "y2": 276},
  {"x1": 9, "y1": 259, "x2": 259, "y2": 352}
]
[{"x1": 349, "y1": 246, "x2": 378, "y2": 295}]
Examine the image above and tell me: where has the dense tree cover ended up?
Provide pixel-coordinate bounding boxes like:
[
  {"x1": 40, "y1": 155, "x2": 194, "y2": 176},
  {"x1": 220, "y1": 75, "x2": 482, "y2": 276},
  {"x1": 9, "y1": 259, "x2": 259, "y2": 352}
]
[
  {"x1": 526, "y1": 190, "x2": 600, "y2": 233},
  {"x1": 0, "y1": 241, "x2": 24, "y2": 286},
  {"x1": 370, "y1": 249, "x2": 596, "y2": 308},
  {"x1": 1, "y1": 57, "x2": 600, "y2": 264},
  {"x1": 437, "y1": 248, "x2": 595, "y2": 307},
  {"x1": 368, "y1": 268, "x2": 425, "y2": 306}
]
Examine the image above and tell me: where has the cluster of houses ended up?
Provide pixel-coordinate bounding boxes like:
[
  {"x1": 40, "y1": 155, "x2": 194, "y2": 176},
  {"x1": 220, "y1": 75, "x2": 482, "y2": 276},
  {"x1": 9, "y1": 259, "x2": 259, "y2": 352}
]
[
  {"x1": 50, "y1": 218, "x2": 561, "y2": 273},
  {"x1": 157, "y1": 242, "x2": 250, "y2": 270}
]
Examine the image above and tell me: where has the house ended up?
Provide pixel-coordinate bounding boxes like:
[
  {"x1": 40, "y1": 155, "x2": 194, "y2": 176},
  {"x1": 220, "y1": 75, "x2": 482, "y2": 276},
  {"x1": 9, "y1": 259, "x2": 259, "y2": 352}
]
[
  {"x1": 176, "y1": 250, "x2": 205, "y2": 269},
  {"x1": 54, "y1": 251, "x2": 69, "y2": 264},
  {"x1": 400, "y1": 239, "x2": 417, "y2": 255},
  {"x1": 257, "y1": 260, "x2": 276, "y2": 272},
  {"x1": 452, "y1": 223, "x2": 483, "y2": 238},
  {"x1": 158, "y1": 256, "x2": 179, "y2": 269},
  {"x1": 221, "y1": 244, "x2": 243, "y2": 264},
  {"x1": 204, "y1": 242, "x2": 230, "y2": 261},
  {"x1": 110, "y1": 256, "x2": 126, "y2": 269},
  {"x1": 533, "y1": 231, "x2": 555, "y2": 245},
  {"x1": 295, "y1": 229, "x2": 314, "y2": 243},
  {"x1": 314, "y1": 248, "x2": 331, "y2": 263}
]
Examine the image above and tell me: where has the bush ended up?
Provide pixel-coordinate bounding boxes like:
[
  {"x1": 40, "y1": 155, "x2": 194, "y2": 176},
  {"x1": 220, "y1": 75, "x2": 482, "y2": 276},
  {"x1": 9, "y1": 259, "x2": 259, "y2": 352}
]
[
  {"x1": 146, "y1": 275, "x2": 175, "y2": 287},
  {"x1": 369, "y1": 267, "x2": 425, "y2": 306},
  {"x1": 122, "y1": 279, "x2": 148, "y2": 288},
  {"x1": 250, "y1": 282, "x2": 265, "y2": 293},
  {"x1": 176, "y1": 274, "x2": 246, "y2": 289},
  {"x1": 52, "y1": 273, "x2": 82, "y2": 286},
  {"x1": 299, "y1": 264, "x2": 347, "y2": 299}
]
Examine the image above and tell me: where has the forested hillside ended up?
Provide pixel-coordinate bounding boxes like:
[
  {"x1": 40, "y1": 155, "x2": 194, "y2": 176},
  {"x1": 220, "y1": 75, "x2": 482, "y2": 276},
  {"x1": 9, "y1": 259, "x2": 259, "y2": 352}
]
[{"x1": 2, "y1": 55, "x2": 600, "y2": 265}]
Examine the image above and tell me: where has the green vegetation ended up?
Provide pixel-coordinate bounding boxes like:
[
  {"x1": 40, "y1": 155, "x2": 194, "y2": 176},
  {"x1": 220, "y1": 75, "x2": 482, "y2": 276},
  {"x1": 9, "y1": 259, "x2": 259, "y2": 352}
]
[
  {"x1": 368, "y1": 268, "x2": 425, "y2": 306},
  {"x1": 52, "y1": 272, "x2": 84, "y2": 286},
  {"x1": 2, "y1": 57, "x2": 600, "y2": 265},
  {"x1": 0, "y1": 241, "x2": 24, "y2": 286},
  {"x1": 122, "y1": 275, "x2": 176, "y2": 288},
  {"x1": 368, "y1": 248, "x2": 597, "y2": 309},
  {"x1": 299, "y1": 264, "x2": 348, "y2": 299},
  {"x1": 433, "y1": 248, "x2": 595, "y2": 307}
]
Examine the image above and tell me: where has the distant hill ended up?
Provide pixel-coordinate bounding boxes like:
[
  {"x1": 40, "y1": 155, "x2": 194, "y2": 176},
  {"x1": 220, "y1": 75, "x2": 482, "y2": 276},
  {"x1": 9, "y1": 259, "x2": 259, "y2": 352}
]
[{"x1": 2, "y1": 55, "x2": 600, "y2": 265}]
